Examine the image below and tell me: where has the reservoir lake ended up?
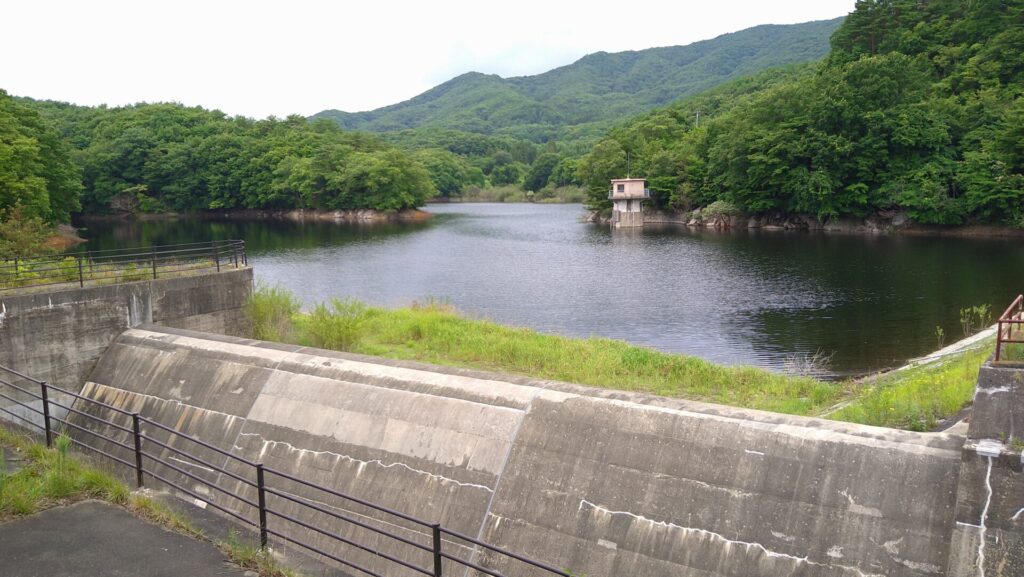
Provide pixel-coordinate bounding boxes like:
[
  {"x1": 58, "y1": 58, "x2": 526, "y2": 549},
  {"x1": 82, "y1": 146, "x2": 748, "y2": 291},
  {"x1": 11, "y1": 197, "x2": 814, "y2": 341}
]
[{"x1": 78, "y1": 203, "x2": 1024, "y2": 378}]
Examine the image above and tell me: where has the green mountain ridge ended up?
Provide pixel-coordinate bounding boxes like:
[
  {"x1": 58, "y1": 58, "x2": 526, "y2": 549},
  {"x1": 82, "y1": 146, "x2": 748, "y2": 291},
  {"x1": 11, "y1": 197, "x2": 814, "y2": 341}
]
[
  {"x1": 577, "y1": 0, "x2": 1024, "y2": 227},
  {"x1": 312, "y1": 18, "x2": 844, "y2": 142}
]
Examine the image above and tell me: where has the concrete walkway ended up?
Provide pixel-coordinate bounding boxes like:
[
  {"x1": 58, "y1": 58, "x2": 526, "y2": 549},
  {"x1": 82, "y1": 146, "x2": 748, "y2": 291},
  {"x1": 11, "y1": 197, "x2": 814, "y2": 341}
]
[{"x1": 0, "y1": 500, "x2": 244, "y2": 577}]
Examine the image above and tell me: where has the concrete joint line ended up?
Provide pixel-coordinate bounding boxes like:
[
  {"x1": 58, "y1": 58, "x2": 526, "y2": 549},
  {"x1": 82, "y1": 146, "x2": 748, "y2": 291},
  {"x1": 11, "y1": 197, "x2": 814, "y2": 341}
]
[
  {"x1": 271, "y1": 346, "x2": 307, "y2": 374},
  {"x1": 462, "y1": 381, "x2": 551, "y2": 577}
]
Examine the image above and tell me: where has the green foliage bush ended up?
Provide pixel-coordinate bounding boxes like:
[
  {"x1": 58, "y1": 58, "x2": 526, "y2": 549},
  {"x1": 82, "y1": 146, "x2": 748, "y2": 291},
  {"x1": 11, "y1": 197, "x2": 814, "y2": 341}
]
[
  {"x1": 0, "y1": 205, "x2": 55, "y2": 258},
  {"x1": 306, "y1": 298, "x2": 369, "y2": 352},
  {"x1": 246, "y1": 283, "x2": 301, "y2": 341},
  {"x1": 702, "y1": 200, "x2": 740, "y2": 218}
]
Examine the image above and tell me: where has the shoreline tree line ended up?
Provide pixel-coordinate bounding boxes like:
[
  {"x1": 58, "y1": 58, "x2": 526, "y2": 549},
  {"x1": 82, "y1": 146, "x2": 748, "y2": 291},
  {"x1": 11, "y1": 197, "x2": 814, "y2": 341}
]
[{"x1": 2, "y1": 0, "x2": 1022, "y2": 242}]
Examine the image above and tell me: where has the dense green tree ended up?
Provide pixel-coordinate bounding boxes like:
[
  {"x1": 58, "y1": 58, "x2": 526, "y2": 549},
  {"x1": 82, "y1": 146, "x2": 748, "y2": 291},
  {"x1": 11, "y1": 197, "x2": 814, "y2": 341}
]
[
  {"x1": 21, "y1": 99, "x2": 436, "y2": 214},
  {"x1": 413, "y1": 148, "x2": 484, "y2": 196},
  {"x1": 523, "y1": 153, "x2": 560, "y2": 191},
  {"x1": 0, "y1": 90, "x2": 81, "y2": 223}
]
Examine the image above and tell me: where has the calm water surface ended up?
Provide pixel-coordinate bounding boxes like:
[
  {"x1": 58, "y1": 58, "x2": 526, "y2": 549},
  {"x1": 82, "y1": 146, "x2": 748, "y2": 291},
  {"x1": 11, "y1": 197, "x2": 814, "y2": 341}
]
[{"x1": 79, "y1": 204, "x2": 1024, "y2": 378}]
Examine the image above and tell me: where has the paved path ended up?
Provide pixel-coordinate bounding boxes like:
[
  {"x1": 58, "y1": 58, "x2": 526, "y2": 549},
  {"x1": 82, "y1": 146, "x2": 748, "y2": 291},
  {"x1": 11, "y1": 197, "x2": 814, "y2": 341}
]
[{"x1": 0, "y1": 500, "x2": 244, "y2": 577}]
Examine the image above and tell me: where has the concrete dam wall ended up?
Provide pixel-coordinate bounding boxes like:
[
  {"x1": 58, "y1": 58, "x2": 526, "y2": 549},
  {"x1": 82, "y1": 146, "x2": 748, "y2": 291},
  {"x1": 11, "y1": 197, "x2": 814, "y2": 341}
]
[
  {"x1": 69, "y1": 325, "x2": 971, "y2": 577},
  {"x1": 0, "y1": 268, "x2": 252, "y2": 392}
]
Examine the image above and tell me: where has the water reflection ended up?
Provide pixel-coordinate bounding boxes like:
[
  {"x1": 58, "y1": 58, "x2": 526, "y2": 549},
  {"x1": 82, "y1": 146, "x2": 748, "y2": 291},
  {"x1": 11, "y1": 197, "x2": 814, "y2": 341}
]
[{"x1": 77, "y1": 205, "x2": 1024, "y2": 378}]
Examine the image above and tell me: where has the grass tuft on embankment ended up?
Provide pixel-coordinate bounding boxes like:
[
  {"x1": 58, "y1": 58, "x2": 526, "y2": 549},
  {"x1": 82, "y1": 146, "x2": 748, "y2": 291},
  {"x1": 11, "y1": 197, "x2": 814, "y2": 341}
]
[
  {"x1": 248, "y1": 285, "x2": 990, "y2": 430},
  {"x1": 827, "y1": 346, "x2": 991, "y2": 431},
  {"x1": 0, "y1": 430, "x2": 128, "y2": 518}
]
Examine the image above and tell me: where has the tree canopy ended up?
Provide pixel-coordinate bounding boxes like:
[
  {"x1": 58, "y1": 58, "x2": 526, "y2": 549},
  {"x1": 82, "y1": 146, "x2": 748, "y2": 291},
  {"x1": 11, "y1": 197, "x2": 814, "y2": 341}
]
[
  {"x1": 20, "y1": 101, "x2": 436, "y2": 214},
  {"x1": 0, "y1": 89, "x2": 81, "y2": 223},
  {"x1": 577, "y1": 0, "x2": 1024, "y2": 226}
]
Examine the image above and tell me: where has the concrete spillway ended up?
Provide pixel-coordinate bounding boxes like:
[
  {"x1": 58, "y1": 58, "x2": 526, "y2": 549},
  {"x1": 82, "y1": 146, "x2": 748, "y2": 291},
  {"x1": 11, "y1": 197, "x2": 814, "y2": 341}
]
[{"x1": 75, "y1": 325, "x2": 968, "y2": 577}]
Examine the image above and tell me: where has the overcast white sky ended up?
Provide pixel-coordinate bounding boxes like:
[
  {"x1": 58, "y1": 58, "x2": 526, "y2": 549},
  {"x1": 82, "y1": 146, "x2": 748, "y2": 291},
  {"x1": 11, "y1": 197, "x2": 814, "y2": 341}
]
[{"x1": 1, "y1": 0, "x2": 856, "y2": 119}]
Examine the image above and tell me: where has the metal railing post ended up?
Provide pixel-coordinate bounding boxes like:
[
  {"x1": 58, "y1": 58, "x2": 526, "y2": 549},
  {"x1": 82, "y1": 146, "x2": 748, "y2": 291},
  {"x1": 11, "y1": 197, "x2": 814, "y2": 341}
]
[
  {"x1": 432, "y1": 523, "x2": 443, "y2": 577},
  {"x1": 256, "y1": 463, "x2": 268, "y2": 548},
  {"x1": 132, "y1": 413, "x2": 144, "y2": 488},
  {"x1": 151, "y1": 248, "x2": 158, "y2": 279},
  {"x1": 997, "y1": 320, "x2": 1003, "y2": 361},
  {"x1": 77, "y1": 257, "x2": 84, "y2": 287},
  {"x1": 215, "y1": 248, "x2": 220, "y2": 273},
  {"x1": 40, "y1": 382, "x2": 52, "y2": 447}
]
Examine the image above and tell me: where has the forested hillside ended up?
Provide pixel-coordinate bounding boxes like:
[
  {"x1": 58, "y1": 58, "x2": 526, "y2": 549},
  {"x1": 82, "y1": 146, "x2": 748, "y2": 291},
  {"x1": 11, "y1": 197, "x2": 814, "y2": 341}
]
[
  {"x1": 313, "y1": 18, "x2": 842, "y2": 143},
  {"x1": 0, "y1": 90, "x2": 80, "y2": 223},
  {"x1": 579, "y1": 0, "x2": 1024, "y2": 226},
  {"x1": 8, "y1": 98, "x2": 434, "y2": 216}
]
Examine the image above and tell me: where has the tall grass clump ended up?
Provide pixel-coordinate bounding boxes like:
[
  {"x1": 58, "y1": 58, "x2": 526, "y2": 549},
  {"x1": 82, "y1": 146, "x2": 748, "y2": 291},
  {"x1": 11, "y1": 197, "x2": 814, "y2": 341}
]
[
  {"x1": 0, "y1": 430, "x2": 128, "y2": 519},
  {"x1": 223, "y1": 529, "x2": 298, "y2": 577},
  {"x1": 247, "y1": 283, "x2": 302, "y2": 341},
  {"x1": 303, "y1": 298, "x2": 369, "y2": 352}
]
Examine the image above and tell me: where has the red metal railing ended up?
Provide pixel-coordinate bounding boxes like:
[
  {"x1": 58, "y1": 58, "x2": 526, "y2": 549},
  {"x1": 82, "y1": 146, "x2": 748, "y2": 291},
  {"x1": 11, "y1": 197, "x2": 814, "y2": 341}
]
[{"x1": 995, "y1": 294, "x2": 1024, "y2": 362}]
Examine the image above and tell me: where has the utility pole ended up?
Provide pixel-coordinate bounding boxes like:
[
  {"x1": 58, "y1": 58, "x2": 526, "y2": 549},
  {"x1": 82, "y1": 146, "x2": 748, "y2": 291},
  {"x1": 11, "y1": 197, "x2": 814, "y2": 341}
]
[
  {"x1": 626, "y1": 151, "x2": 631, "y2": 178},
  {"x1": 695, "y1": 110, "x2": 701, "y2": 128}
]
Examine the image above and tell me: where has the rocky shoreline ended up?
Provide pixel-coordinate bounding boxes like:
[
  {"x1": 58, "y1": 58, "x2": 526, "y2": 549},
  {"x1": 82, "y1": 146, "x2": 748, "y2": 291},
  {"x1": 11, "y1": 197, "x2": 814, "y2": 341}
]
[{"x1": 587, "y1": 209, "x2": 1024, "y2": 237}]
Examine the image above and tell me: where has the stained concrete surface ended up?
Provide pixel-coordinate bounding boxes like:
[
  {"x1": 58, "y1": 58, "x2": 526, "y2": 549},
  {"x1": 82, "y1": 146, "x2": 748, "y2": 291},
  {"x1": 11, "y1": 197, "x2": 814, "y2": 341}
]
[
  {"x1": 0, "y1": 500, "x2": 242, "y2": 577},
  {"x1": 63, "y1": 326, "x2": 972, "y2": 577},
  {"x1": 0, "y1": 267, "x2": 252, "y2": 396}
]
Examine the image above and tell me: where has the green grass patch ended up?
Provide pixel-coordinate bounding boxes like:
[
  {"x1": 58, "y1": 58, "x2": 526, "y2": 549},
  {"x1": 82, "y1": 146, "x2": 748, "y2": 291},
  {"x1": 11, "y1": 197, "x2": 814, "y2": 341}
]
[
  {"x1": 254, "y1": 286, "x2": 845, "y2": 416},
  {"x1": 1003, "y1": 343, "x2": 1024, "y2": 362},
  {"x1": 827, "y1": 345, "x2": 990, "y2": 431},
  {"x1": 248, "y1": 285, "x2": 994, "y2": 430},
  {"x1": 0, "y1": 431, "x2": 129, "y2": 519}
]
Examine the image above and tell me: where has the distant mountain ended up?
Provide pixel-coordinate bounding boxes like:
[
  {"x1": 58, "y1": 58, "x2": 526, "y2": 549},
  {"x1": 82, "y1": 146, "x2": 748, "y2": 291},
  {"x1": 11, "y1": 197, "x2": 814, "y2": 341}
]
[{"x1": 313, "y1": 17, "x2": 844, "y2": 142}]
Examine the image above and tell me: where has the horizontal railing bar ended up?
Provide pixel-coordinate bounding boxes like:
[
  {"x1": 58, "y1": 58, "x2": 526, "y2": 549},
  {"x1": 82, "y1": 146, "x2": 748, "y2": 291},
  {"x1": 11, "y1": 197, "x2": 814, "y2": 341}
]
[
  {"x1": 0, "y1": 405, "x2": 45, "y2": 429},
  {"x1": 34, "y1": 240, "x2": 243, "y2": 260},
  {"x1": 0, "y1": 391, "x2": 45, "y2": 416},
  {"x1": 139, "y1": 449, "x2": 260, "y2": 509},
  {"x1": 47, "y1": 414, "x2": 135, "y2": 452},
  {"x1": 37, "y1": 381, "x2": 134, "y2": 416},
  {"x1": 264, "y1": 527, "x2": 387, "y2": 577},
  {"x1": 143, "y1": 467, "x2": 257, "y2": 527},
  {"x1": 0, "y1": 366, "x2": 46, "y2": 384},
  {"x1": 63, "y1": 434, "x2": 138, "y2": 470},
  {"x1": 440, "y1": 551, "x2": 507, "y2": 577},
  {"x1": 140, "y1": 434, "x2": 256, "y2": 487},
  {"x1": 0, "y1": 253, "x2": 225, "y2": 276},
  {"x1": 263, "y1": 467, "x2": 429, "y2": 527},
  {"x1": 263, "y1": 486, "x2": 432, "y2": 552},
  {"x1": 139, "y1": 417, "x2": 257, "y2": 467},
  {"x1": 0, "y1": 377, "x2": 44, "y2": 400},
  {"x1": 440, "y1": 527, "x2": 571, "y2": 576},
  {"x1": 43, "y1": 399, "x2": 134, "y2": 434},
  {"x1": 265, "y1": 504, "x2": 433, "y2": 576}
]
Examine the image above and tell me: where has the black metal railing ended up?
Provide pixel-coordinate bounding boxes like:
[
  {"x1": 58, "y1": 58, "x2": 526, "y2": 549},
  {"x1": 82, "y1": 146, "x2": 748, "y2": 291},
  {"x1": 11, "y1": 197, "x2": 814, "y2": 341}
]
[
  {"x1": 0, "y1": 240, "x2": 247, "y2": 293},
  {"x1": 996, "y1": 294, "x2": 1024, "y2": 363},
  {"x1": 0, "y1": 365, "x2": 570, "y2": 577}
]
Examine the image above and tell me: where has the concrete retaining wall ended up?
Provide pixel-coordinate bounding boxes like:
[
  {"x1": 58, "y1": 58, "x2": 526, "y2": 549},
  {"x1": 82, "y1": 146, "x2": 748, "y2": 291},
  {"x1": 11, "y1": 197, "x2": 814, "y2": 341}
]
[
  {"x1": 70, "y1": 326, "x2": 968, "y2": 577},
  {"x1": 0, "y1": 268, "x2": 252, "y2": 392},
  {"x1": 946, "y1": 362, "x2": 1024, "y2": 576}
]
